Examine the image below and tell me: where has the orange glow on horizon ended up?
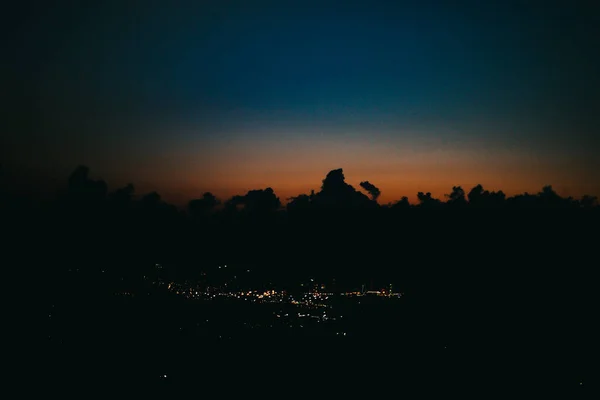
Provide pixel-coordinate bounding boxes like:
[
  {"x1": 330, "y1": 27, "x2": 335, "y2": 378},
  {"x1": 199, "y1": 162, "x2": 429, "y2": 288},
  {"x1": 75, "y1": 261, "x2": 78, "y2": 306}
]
[{"x1": 122, "y1": 134, "x2": 597, "y2": 207}]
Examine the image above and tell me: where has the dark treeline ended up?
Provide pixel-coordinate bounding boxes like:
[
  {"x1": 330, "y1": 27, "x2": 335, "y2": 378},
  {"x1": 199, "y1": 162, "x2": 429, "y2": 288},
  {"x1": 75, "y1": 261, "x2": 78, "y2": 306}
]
[
  {"x1": 8, "y1": 164, "x2": 596, "y2": 308},
  {"x1": 9, "y1": 165, "x2": 594, "y2": 392},
  {"x1": 5, "y1": 165, "x2": 598, "y2": 285}
]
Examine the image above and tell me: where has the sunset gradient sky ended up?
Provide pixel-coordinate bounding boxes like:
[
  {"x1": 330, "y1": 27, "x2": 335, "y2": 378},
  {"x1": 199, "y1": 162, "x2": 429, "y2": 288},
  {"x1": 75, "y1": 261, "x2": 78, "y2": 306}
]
[{"x1": 3, "y1": 1, "x2": 599, "y2": 205}]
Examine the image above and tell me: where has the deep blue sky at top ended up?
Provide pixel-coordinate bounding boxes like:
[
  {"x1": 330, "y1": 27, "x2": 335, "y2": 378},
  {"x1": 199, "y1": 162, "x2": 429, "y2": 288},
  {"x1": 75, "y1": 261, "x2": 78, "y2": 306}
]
[{"x1": 2, "y1": 0, "x2": 599, "y2": 201}]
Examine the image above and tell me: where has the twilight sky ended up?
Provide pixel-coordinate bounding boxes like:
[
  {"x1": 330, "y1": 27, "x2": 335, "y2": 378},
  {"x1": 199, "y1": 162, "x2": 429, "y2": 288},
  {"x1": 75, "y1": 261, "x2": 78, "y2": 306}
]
[{"x1": 2, "y1": 0, "x2": 599, "y2": 205}]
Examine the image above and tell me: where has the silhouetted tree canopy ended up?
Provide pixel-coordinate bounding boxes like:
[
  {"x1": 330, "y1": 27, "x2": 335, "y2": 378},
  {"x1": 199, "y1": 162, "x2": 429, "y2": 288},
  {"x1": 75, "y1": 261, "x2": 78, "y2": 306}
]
[
  {"x1": 287, "y1": 193, "x2": 311, "y2": 214},
  {"x1": 189, "y1": 192, "x2": 219, "y2": 217},
  {"x1": 445, "y1": 186, "x2": 466, "y2": 207},
  {"x1": 222, "y1": 188, "x2": 281, "y2": 218},
  {"x1": 43, "y1": 165, "x2": 599, "y2": 220},
  {"x1": 359, "y1": 181, "x2": 381, "y2": 202},
  {"x1": 581, "y1": 195, "x2": 598, "y2": 208},
  {"x1": 3, "y1": 163, "x2": 597, "y2": 288},
  {"x1": 467, "y1": 184, "x2": 506, "y2": 208},
  {"x1": 390, "y1": 196, "x2": 410, "y2": 210},
  {"x1": 311, "y1": 168, "x2": 375, "y2": 209},
  {"x1": 67, "y1": 165, "x2": 107, "y2": 204},
  {"x1": 417, "y1": 192, "x2": 441, "y2": 207},
  {"x1": 110, "y1": 183, "x2": 135, "y2": 205}
]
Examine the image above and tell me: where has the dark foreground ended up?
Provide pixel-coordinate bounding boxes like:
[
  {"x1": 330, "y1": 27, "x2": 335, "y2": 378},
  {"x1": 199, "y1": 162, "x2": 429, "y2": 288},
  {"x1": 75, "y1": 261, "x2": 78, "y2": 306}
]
[
  {"x1": 37, "y1": 274, "x2": 590, "y2": 396},
  {"x1": 13, "y1": 192, "x2": 594, "y2": 395}
]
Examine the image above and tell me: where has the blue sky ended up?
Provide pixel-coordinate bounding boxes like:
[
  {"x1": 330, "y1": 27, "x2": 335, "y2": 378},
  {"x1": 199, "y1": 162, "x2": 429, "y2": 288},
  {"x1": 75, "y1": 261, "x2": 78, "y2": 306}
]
[{"x1": 2, "y1": 1, "x2": 599, "y2": 202}]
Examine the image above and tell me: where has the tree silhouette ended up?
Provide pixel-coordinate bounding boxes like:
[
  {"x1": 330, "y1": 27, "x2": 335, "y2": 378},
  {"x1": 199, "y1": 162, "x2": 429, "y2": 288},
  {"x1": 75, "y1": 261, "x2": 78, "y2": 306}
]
[
  {"x1": 109, "y1": 183, "x2": 135, "y2": 206},
  {"x1": 67, "y1": 165, "x2": 107, "y2": 204},
  {"x1": 580, "y1": 195, "x2": 598, "y2": 208},
  {"x1": 224, "y1": 188, "x2": 281, "y2": 216},
  {"x1": 359, "y1": 181, "x2": 381, "y2": 202},
  {"x1": 287, "y1": 193, "x2": 312, "y2": 214},
  {"x1": 416, "y1": 192, "x2": 441, "y2": 207},
  {"x1": 189, "y1": 192, "x2": 219, "y2": 217},
  {"x1": 312, "y1": 168, "x2": 374, "y2": 209},
  {"x1": 538, "y1": 185, "x2": 567, "y2": 208},
  {"x1": 467, "y1": 184, "x2": 506, "y2": 208},
  {"x1": 141, "y1": 191, "x2": 161, "y2": 207},
  {"x1": 445, "y1": 186, "x2": 466, "y2": 207},
  {"x1": 390, "y1": 196, "x2": 410, "y2": 210}
]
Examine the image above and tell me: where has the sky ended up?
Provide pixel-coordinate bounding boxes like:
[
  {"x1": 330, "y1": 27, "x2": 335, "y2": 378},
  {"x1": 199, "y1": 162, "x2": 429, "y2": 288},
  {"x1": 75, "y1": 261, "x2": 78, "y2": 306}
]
[{"x1": 2, "y1": 0, "x2": 599, "y2": 205}]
